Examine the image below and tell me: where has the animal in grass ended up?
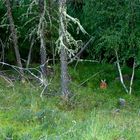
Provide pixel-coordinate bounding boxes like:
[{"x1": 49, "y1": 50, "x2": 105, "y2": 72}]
[{"x1": 100, "y1": 79, "x2": 107, "y2": 89}]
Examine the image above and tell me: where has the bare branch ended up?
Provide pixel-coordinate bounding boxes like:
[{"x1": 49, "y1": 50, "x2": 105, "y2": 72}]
[
  {"x1": 0, "y1": 38, "x2": 5, "y2": 62},
  {"x1": 78, "y1": 71, "x2": 102, "y2": 87},
  {"x1": 0, "y1": 74, "x2": 14, "y2": 87},
  {"x1": 68, "y1": 37, "x2": 94, "y2": 64},
  {"x1": 115, "y1": 50, "x2": 129, "y2": 93},
  {"x1": 129, "y1": 60, "x2": 135, "y2": 95},
  {"x1": 0, "y1": 62, "x2": 50, "y2": 96},
  {"x1": 26, "y1": 37, "x2": 35, "y2": 68},
  {"x1": 64, "y1": 12, "x2": 88, "y2": 35}
]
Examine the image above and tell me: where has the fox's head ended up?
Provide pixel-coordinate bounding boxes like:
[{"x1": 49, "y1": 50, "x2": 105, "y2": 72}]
[{"x1": 100, "y1": 79, "x2": 107, "y2": 89}]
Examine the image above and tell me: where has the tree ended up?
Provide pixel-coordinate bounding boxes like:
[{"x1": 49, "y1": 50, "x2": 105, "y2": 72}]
[
  {"x1": 58, "y1": 0, "x2": 87, "y2": 100},
  {"x1": 38, "y1": 0, "x2": 47, "y2": 78},
  {"x1": 5, "y1": 0, "x2": 24, "y2": 80},
  {"x1": 79, "y1": 0, "x2": 140, "y2": 94},
  {"x1": 59, "y1": 0, "x2": 70, "y2": 100}
]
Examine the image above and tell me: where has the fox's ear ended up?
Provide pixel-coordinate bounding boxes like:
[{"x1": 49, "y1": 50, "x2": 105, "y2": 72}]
[{"x1": 101, "y1": 79, "x2": 106, "y2": 82}]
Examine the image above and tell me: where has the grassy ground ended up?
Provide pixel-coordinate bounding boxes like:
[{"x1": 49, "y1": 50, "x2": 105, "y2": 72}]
[{"x1": 0, "y1": 62, "x2": 140, "y2": 140}]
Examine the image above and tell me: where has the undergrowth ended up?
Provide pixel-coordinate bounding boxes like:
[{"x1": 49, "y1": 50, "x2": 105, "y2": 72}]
[{"x1": 0, "y1": 62, "x2": 140, "y2": 140}]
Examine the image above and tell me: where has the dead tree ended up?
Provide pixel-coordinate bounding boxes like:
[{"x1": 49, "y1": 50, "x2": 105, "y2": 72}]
[
  {"x1": 48, "y1": 0, "x2": 55, "y2": 66},
  {"x1": 57, "y1": 0, "x2": 88, "y2": 100},
  {"x1": 26, "y1": 37, "x2": 34, "y2": 68},
  {"x1": 38, "y1": 0, "x2": 47, "y2": 77},
  {"x1": 59, "y1": 0, "x2": 70, "y2": 100},
  {"x1": 5, "y1": 0, "x2": 24, "y2": 80}
]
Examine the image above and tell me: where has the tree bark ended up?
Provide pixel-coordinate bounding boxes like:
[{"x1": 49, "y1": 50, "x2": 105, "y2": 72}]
[
  {"x1": 48, "y1": 0, "x2": 55, "y2": 66},
  {"x1": 59, "y1": 0, "x2": 70, "y2": 100},
  {"x1": 38, "y1": 0, "x2": 47, "y2": 77},
  {"x1": 5, "y1": 0, "x2": 24, "y2": 79},
  {"x1": 26, "y1": 37, "x2": 34, "y2": 68}
]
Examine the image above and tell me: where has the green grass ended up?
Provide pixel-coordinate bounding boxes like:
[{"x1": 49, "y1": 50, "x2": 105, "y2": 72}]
[{"x1": 0, "y1": 62, "x2": 140, "y2": 140}]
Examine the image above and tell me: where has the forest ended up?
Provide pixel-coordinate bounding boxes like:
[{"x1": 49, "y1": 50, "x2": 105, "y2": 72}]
[{"x1": 0, "y1": 0, "x2": 140, "y2": 139}]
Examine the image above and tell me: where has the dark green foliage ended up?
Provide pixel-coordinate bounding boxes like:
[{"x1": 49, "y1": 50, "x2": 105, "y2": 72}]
[
  {"x1": 80, "y1": 0, "x2": 140, "y2": 63},
  {"x1": 0, "y1": 0, "x2": 140, "y2": 65},
  {"x1": 0, "y1": 0, "x2": 58, "y2": 64}
]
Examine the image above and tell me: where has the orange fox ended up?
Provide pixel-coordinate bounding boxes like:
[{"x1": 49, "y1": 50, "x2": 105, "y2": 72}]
[{"x1": 100, "y1": 80, "x2": 107, "y2": 89}]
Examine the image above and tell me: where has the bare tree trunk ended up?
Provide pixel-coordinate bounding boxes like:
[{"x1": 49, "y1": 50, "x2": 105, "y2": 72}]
[
  {"x1": 0, "y1": 38, "x2": 5, "y2": 62},
  {"x1": 38, "y1": 0, "x2": 47, "y2": 77},
  {"x1": 115, "y1": 50, "x2": 129, "y2": 93},
  {"x1": 48, "y1": 0, "x2": 55, "y2": 66},
  {"x1": 5, "y1": 0, "x2": 24, "y2": 79},
  {"x1": 129, "y1": 60, "x2": 135, "y2": 95},
  {"x1": 26, "y1": 37, "x2": 34, "y2": 68},
  {"x1": 60, "y1": 45, "x2": 69, "y2": 99},
  {"x1": 59, "y1": 0, "x2": 70, "y2": 100}
]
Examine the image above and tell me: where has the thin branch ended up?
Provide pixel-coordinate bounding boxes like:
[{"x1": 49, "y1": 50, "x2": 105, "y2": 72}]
[
  {"x1": 78, "y1": 71, "x2": 102, "y2": 87},
  {"x1": 26, "y1": 37, "x2": 35, "y2": 68},
  {"x1": 0, "y1": 38, "x2": 5, "y2": 62},
  {"x1": 68, "y1": 37, "x2": 94, "y2": 64},
  {"x1": 0, "y1": 74, "x2": 14, "y2": 87},
  {"x1": 0, "y1": 62, "x2": 50, "y2": 96}
]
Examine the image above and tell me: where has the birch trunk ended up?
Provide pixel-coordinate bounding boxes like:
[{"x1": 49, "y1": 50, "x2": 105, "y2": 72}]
[
  {"x1": 129, "y1": 61, "x2": 135, "y2": 95},
  {"x1": 115, "y1": 50, "x2": 128, "y2": 93}
]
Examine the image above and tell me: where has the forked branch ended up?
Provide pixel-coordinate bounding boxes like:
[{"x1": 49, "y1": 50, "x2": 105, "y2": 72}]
[{"x1": 115, "y1": 50, "x2": 129, "y2": 93}]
